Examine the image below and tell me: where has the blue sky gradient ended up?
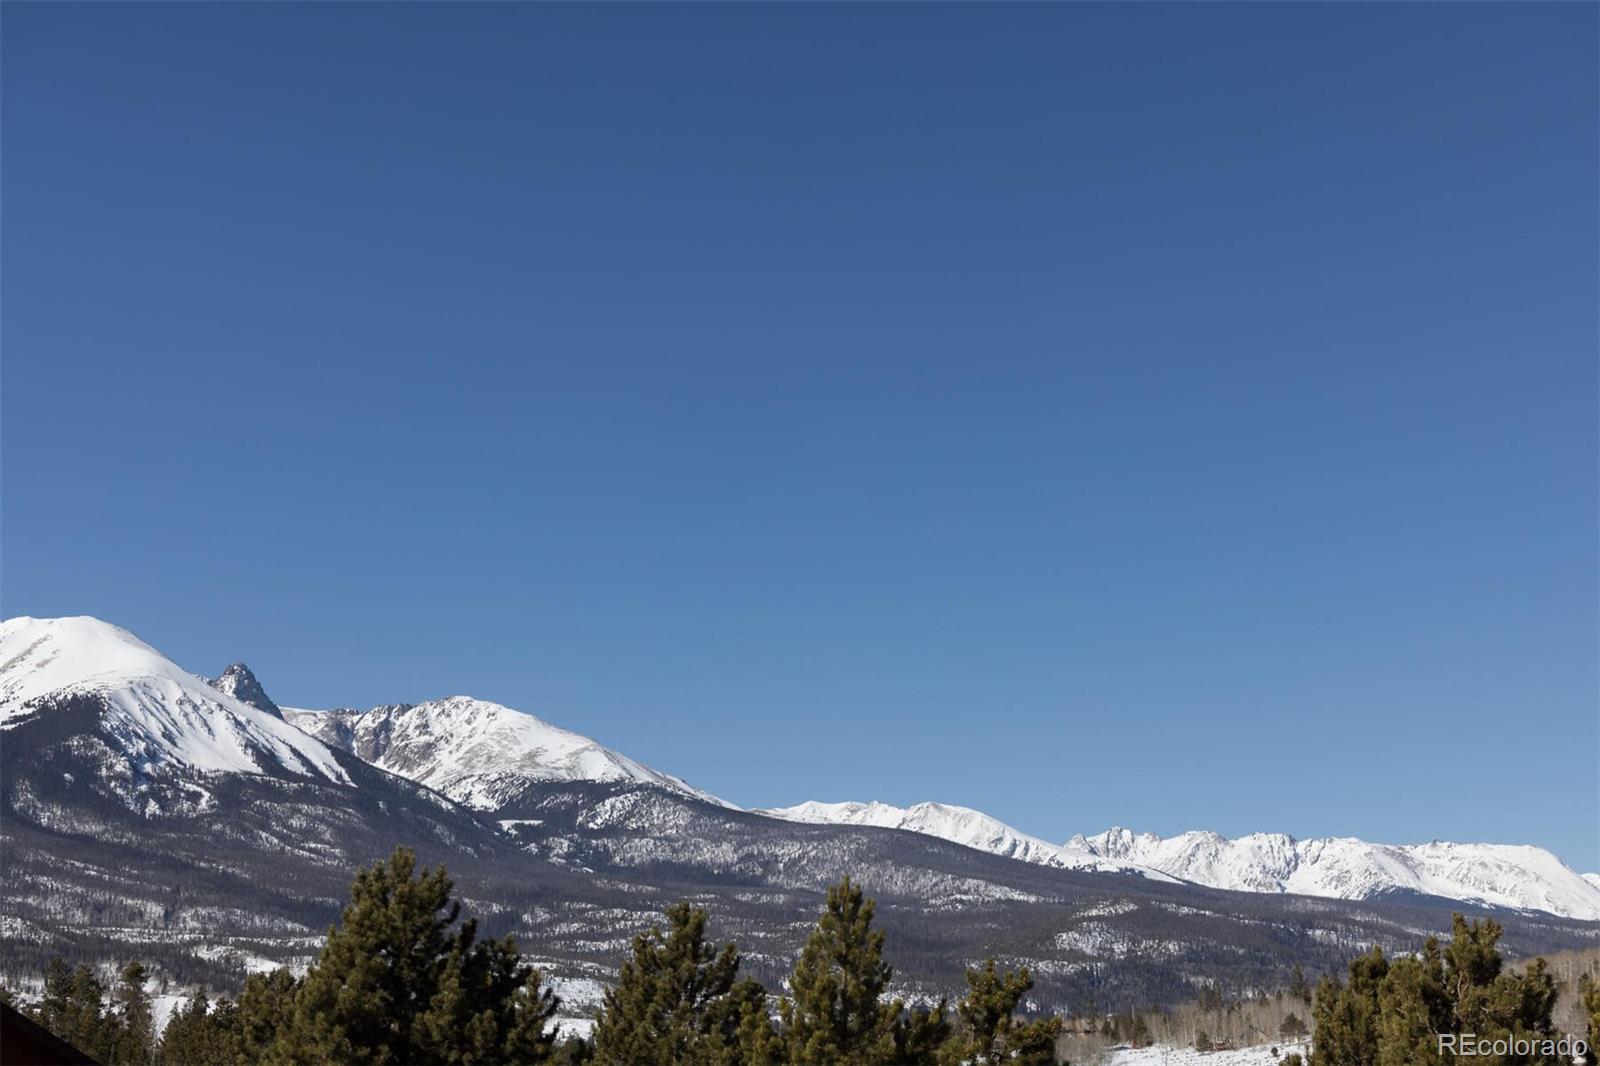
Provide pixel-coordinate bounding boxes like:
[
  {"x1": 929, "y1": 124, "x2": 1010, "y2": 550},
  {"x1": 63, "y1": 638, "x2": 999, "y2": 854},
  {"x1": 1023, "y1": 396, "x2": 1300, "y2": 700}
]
[{"x1": 4, "y1": 4, "x2": 1596, "y2": 866}]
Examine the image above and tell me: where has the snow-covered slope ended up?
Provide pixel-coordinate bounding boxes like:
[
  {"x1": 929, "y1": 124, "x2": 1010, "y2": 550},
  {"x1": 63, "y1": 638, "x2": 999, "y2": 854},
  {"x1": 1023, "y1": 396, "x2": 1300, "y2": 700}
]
[
  {"x1": 1072, "y1": 828, "x2": 1600, "y2": 922},
  {"x1": 0, "y1": 616, "x2": 348, "y2": 784},
  {"x1": 284, "y1": 697, "x2": 727, "y2": 811},
  {"x1": 1586, "y1": 873, "x2": 1600, "y2": 892},
  {"x1": 760, "y1": 800, "x2": 1174, "y2": 881}
]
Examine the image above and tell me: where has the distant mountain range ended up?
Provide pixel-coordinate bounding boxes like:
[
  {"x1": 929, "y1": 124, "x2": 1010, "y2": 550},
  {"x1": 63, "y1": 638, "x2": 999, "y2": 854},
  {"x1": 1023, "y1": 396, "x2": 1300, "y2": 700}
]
[
  {"x1": 758, "y1": 801, "x2": 1600, "y2": 921},
  {"x1": 760, "y1": 801, "x2": 1172, "y2": 881},
  {"x1": 2, "y1": 614, "x2": 1596, "y2": 1011}
]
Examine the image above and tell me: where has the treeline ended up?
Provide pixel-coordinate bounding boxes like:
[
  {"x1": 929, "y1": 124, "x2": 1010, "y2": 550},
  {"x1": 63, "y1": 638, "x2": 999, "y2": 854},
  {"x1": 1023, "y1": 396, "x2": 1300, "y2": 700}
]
[
  {"x1": 1049, "y1": 968, "x2": 1314, "y2": 1062},
  {"x1": 1291, "y1": 915, "x2": 1600, "y2": 1066},
  {"x1": 1, "y1": 959, "x2": 157, "y2": 1065},
  {"x1": 1061, "y1": 933, "x2": 1600, "y2": 1066},
  {"x1": 12, "y1": 847, "x2": 1069, "y2": 1065}
]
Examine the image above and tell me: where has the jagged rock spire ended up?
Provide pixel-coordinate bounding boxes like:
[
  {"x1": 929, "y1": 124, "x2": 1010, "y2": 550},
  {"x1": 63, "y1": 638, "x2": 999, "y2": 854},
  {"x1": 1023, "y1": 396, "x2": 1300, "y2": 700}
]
[{"x1": 211, "y1": 662, "x2": 282, "y2": 718}]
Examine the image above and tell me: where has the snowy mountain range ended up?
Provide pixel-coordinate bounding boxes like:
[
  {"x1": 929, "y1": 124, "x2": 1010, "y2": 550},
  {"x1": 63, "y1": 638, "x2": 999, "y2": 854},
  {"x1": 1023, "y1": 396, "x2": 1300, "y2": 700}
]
[
  {"x1": 4, "y1": 615, "x2": 1598, "y2": 925},
  {"x1": 4, "y1": 614, "x2": 1598, "y2": 1016},
  {"x1": 760, "y1": 801, "x2": 1175, "y2": 882},
  {"x1": 282, "y1": 698, "x2": 725, "y2": 811},
  {"x1": 1070, "y1": 828, "x2": 1600, "y2": 921},
  {"x1": 770, "y1": 800, "x2": 1600, "y2": 921}
]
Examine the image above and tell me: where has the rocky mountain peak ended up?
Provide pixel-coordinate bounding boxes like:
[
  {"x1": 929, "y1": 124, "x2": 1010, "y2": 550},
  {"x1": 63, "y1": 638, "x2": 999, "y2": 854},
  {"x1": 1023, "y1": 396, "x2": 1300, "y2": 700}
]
[{"x1": 210, "y1": 662, "x2": 281, "y2": 718}]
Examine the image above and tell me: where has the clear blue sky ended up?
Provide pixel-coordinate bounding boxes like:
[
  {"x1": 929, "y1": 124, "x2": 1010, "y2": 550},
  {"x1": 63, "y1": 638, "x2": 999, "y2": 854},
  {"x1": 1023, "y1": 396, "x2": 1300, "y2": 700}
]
[{"x1": 4, "y1": 4, "x2": 1596, "y2": 868}]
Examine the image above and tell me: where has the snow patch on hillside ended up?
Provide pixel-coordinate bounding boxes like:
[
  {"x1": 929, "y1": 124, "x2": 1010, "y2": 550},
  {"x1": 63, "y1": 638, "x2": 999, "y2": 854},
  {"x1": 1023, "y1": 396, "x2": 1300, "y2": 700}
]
[{"x1": 1102, "y1": 1041, "x2": 1309, "y2": 1066}]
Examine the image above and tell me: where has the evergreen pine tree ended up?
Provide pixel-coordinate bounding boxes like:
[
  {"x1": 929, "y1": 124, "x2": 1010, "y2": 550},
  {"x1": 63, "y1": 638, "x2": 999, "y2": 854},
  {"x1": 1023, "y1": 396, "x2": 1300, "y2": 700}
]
[
  {"x1": 271, "y1": 846, "x2": 558, "y2": 1065},
  {"x1": 778, "y1": 876, "x2": 897, "y2": 1065},
  {"x1": 1445, "y1": 916, "x2": 1561, "y2": 1065},
  {"x1": 695, "y1": 977, "x2": 783, "y2": 1066},
  {"x1": 65, "y1": 963, "x2": 116, "y2": 1063},
  {"x1": 1305, "y1": 915, "x2": 1564, "y2": 1066},
  {"x1": 554, "y1": 1033, "x2": 596, "y2": 1065},
  {"x1": 38, "y1": 957, "x2": 72, "y2": 1034},
  {"x1": 1445, "y1": 914, "x2": 1504, "y2": 1033},
  {"x1": 158, "y1": 991, "x2": 231, "y2": 1066},
  {"x1": 592, "y1": 901, "x2": 769, "y2": 1066},
  {"x1": 1288, "y1": 964, "x2": 1311, "y2": 1005},
  {"x1": 236, "y1": 968, "x2": 300, "y2": 1062},
  {"x1": 945, "y1": 958, "x2": 1059, "y2": 1066},
  {"x1": 890, "y1": 1000, "x2": 950, "y2": 1066},
  {"x1": 1308, "y1": 947, "x2": 1387, "y2": 1066},
  {"x1": 113, "y1": 962, "x2": 156, "y2": 1066},
  {"x1": 1579, "y1": 974, "x2": 1600, "y2": 1066},
  {"x1": 1374, "y1": 939, "x2": 1449, "y2": 1066},
  {"x1": 412, "y1": 930, "x2": 560, "y2": 1064}
]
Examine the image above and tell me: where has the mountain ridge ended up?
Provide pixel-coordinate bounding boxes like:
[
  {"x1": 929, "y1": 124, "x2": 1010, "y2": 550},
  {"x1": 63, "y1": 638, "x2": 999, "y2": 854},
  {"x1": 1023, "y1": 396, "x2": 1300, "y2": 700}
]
[
  {"x1": 766, "y1": 802, "x2": 1600, "y2": 921},
  {"x1": 4, "y1": 615, "x2": 1595, "y2": 922},
  {"x1": 283, "y1": 697, "x2": 728, "y2": 811},
  {"x1": 759, "y1": 800, "x2": 1175, "y2": 883},
  {"x1": 1069, "y1": 827, "x2": 1600, "y2": 920},
  {"x1": 3, "y1": 613, "x2": 1597, "y2": 1015}
]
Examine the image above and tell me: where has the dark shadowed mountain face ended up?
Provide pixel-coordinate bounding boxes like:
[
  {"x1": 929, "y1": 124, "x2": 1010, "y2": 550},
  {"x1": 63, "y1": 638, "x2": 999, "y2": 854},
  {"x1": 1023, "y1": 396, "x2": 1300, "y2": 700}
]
[{"x1": 1, "y1": 616, "x2": 1597, "y2": 1014}]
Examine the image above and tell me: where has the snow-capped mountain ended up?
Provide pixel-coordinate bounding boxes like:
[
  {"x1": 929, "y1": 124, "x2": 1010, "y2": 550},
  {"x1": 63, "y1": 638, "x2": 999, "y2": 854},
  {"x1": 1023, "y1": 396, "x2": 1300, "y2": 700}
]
[
  {"x1": 284, "y1": 698, "x2": 727, "y2": 811},
  {"x1": 761, "y1": 800, "x2": 1175, "y2": 882},
  {"x1": 4, "y1": 614, "x2": 1598, "y2": 1017},
  {"x1": 4, "y1": 615, "x2": 1596, "y2": 927},
  {"x1": 1070, "y1": 828, "x2": 1600, "y2": 922},
  {"x1": 0, "y1": 616, "x2": 347, "y2": 785},
  {"x1": 768, "y1": 795, "x2": 1600, "y2": 921}
]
